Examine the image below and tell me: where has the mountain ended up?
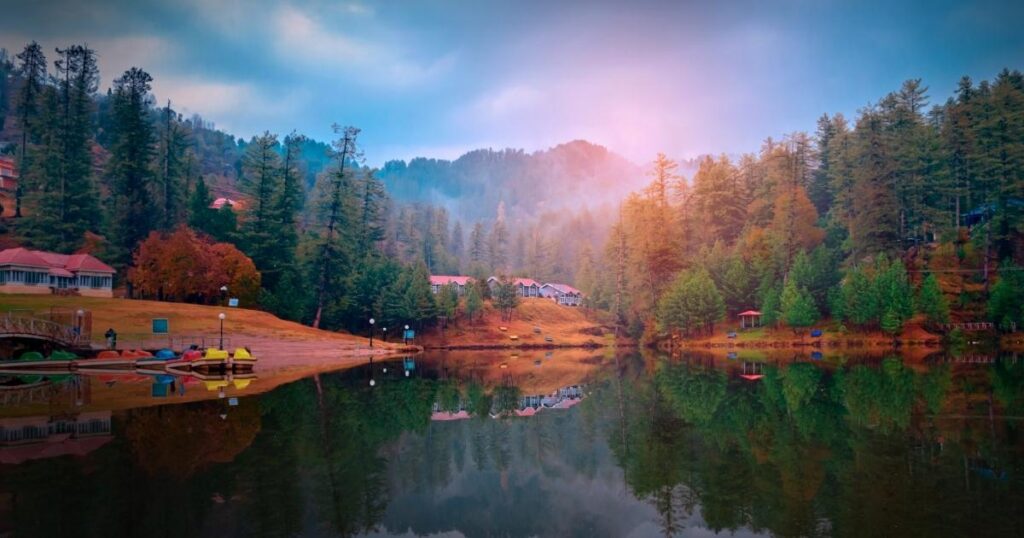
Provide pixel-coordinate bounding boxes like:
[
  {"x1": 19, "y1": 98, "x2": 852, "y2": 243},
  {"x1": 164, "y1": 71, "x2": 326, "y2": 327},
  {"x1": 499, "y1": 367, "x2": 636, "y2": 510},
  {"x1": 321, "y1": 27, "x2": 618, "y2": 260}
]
[{"x1": 376, "y1": 140, "x2": 644, "y2": 222}]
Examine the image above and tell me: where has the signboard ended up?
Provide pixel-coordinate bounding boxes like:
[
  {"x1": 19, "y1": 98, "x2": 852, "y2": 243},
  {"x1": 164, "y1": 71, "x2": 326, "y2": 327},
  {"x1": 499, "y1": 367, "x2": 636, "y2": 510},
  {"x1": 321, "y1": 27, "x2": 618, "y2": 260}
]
[
  {"x1": 229, "y1": 397, "x2": 239, "y2": 407},
  {"x1": 228, "y1": 298, "x2": 239, "y2": 307},
  {"x1": 152, "y1": 318, "x2": 169, "y2": 334},
  {"x1": 403, "y1": 329, "x2": 415, "y2": 340}
]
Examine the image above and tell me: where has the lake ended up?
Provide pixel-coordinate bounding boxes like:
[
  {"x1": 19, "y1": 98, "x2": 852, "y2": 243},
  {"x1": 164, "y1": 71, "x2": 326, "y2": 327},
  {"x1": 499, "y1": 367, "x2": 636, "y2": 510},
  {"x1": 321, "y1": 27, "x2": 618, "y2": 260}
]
[{"x1": 2, "y1": 350, "x2": 1023, "y2": 537}]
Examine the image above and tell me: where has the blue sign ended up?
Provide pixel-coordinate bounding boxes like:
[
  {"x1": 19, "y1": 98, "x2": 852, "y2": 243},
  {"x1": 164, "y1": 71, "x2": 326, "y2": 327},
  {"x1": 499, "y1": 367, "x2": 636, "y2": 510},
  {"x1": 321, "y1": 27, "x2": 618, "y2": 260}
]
[
  {"x1": 403, "y1": 329, "x2": 415, "y2": 340},
  {"x1": 152, "y1": 318, "x2": 169, "y2": 334},
  {"x1": 228, "y1": 298, "x2": 240, "y2": 307}
]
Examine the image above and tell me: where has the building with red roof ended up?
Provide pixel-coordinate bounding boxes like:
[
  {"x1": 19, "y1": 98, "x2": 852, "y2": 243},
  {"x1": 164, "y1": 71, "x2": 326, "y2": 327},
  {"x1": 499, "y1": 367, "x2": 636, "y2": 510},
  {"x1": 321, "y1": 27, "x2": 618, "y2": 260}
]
[
  {"x1": 0, "y1": 411, "x2": 112, "y2": 465},
  {"x1": 540, "y1": 283, "x2": 583, "y2": 306},
  {"x1": 0, "y1": 247, "x2": 115, "y2": 297},
  {"x1": 487, "y1": 276, "x2": 543, "y2": 297},
  {"x1": 210, "y1": 197, "x2": 244, "y2": 210},
  {"x1": 429, "y1": 275, "x2": 474, "y2": 295}
]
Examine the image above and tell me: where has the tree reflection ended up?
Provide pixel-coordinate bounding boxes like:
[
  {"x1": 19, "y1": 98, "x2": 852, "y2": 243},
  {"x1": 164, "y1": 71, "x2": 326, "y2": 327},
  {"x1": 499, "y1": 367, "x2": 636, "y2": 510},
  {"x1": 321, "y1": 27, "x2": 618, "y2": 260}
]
[{"x1": 4, "y1": 354, "x2": 1024, "y2": 537}]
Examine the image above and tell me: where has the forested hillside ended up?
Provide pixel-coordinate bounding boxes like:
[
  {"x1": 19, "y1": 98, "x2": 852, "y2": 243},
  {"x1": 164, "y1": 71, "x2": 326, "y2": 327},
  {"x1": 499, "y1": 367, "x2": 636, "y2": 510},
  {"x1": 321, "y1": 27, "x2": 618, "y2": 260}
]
[
  {"x1": 0, "y1": 39, "x2": 1021, "y2": 341},
  {"x1": 590, "y1": 74, "x2": 1024, "y2": 340}
]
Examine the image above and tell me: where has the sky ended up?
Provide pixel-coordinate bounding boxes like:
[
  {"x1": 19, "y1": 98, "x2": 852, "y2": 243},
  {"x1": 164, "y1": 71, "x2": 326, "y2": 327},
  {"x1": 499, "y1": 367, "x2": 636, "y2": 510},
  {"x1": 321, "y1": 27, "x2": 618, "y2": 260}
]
[{"x1": 2, "y1": 0, "x2": 1022, "y2": 166}]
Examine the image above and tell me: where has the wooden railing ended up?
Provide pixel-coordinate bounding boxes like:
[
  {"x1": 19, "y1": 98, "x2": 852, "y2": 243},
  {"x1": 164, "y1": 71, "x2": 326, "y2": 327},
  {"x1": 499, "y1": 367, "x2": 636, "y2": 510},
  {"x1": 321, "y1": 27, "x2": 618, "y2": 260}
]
[{"x1": 0, "y1": 315, "x2": 90, "y2": 347}]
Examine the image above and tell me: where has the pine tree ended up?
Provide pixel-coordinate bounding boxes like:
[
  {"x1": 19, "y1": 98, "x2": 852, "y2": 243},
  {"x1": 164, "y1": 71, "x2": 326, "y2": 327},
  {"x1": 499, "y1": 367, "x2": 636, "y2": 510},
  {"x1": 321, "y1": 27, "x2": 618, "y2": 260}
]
[
  {"x1": 22, "y1": 45, "x2": 101, "y2": 253},
  {"x1": 156, "y1": 100, "x2": 189, "y2": 229},
  {"x1": 489, "y1": 204, "x2": 508, "y2": 273},
  {"x1": 849, "y1": 109, "x2": 900, "y2": 259},
  {"x1": 691, "y1": 155, "x2": 745, "y2": 244},
  {"x1": 13, "y1": 42, "x2": 46, "y2": 218},
  {"x1": 780, "y1": 278, "x2": 818, "y2": 333},
  {"x1": 450, "y1": 221, "x2": 464, "y2": 266},
  {"x1": 263, "y1": 131, "x2": 307, "y2": 306},
  {"x1": 465, "y1": 284, "x2": 483, "y2": 324},
  {"x1": 239, "y1": 131, "x2": 283, "y2": 282},
  {"x1": 841, "y1": 266, "x2": 877, "y2": 327},
  {"x1": 0, "y1": 49, "x2": 10, "y2": 134},
  {"x1": 987, "y1": 262, "x2": 1024, "y2": 331},
  {"x1": 310, "y1": 125, "x2": 360, "y2": 329},
  {"x1": 468, "y1": 221, "x2": 487, "y2": 270},
  {"x1": 354, "y1": 169, "x2": 387, "y2": 260},
  {"x1": 810, "y1": 114, "x2": 838, "y2": 215},
  {"x1": 916, "y1": 273, "x2": 949, "y2": 325},
  {"x1": 106, "y1": 67, "x2": 157, "y2": 269}
]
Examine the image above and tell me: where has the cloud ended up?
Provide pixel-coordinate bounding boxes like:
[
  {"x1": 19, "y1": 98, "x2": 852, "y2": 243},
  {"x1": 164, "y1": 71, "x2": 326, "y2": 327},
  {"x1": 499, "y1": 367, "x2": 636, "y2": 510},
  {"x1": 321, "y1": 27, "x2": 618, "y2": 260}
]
[
  {"x1": 271, "y1": 5, "x2": 454, "y2": 88},
  {"x1": 150, "y1": 77, "x2": 310, "y2": 137},
  {"x1": 466, "y1": 85, "x2": 544, "y2": 119}
]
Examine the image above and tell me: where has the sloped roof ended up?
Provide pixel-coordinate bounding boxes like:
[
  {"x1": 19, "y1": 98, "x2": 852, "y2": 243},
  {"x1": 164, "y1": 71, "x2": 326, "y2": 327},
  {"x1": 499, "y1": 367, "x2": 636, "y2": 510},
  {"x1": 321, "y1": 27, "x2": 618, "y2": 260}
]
[
  {"x1": 211, "y1": 197, "x2": 243, "y2": 210},
  {"x1": 431, "y1": 410, "x2": 471, "y2": 421},
  {"x1": 542, "y1": 283, "x2": 582, "y2": 295},
  {"x1": 486, "y1": 276, "x2": 541, "y2": 287},
  {"x1": 0, "y1": 247, "x2": 50, "y2": 268},
  {"x1": 430, "y1": 275, "x2": 473, "y2": 286},
  {"x1": 0, "y1": 247, "x2": 115, "y2": 274},
  {"x1": 738, "y1": 310, "x2": 762, "y2": 316}
]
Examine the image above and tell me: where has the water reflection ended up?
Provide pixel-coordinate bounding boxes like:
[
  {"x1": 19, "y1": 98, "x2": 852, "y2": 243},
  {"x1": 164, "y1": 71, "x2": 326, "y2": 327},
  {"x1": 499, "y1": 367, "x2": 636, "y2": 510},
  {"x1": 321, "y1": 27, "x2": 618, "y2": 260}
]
[{"x1": 1, "y1": 351, "x2": 1023, "y2": 537}]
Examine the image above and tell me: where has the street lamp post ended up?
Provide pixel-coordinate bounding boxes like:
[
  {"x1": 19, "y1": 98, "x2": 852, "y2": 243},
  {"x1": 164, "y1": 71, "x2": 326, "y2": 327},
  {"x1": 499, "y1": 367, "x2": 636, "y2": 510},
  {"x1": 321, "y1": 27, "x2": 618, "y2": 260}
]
[
  {"x1": 75, "y1": 309, "x2": 85, "y2": 340},
  {"x1": 218, "y1": 313, "x2": 226, "y2": 350},
  {"x1": 382, "y1": 327, "x2": 387, "y2": 342},
  {"x1": 369, "y1": 318, "x2": 375, "y2": 348},
  {"x1": 220, "y1": 285, "x2": 228, "y2": 306},
  {"x1": 404, "y1": 324, "x2": 410, "y2": 345}
]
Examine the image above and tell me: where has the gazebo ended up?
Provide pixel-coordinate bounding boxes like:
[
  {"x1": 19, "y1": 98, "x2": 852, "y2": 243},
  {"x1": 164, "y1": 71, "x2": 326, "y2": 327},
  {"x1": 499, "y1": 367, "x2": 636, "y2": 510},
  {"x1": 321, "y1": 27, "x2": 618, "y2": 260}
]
[{"x1": 738, "y1": 310, "x2": 762, "y2": 329}]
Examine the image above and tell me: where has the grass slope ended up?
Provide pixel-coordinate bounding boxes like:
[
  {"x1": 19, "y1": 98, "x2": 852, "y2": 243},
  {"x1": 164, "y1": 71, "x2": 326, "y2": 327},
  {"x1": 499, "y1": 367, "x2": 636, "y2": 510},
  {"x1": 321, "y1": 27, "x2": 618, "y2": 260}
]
[{"x1": 422, "y1": 297, "x2": 624, "y2": 348}]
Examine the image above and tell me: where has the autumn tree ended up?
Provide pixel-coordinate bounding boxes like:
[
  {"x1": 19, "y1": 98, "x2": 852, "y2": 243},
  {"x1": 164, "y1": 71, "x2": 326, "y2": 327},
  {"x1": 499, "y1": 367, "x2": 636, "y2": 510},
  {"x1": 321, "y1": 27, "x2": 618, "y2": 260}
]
[{"x1": 129, "y1": 227, "x2": 260, "y2": 305}]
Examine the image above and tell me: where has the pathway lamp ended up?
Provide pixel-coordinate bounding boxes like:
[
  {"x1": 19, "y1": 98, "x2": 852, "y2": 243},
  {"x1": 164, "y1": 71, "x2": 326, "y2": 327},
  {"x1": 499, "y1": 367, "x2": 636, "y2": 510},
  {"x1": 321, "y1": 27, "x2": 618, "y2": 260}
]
[
  {"x1": 218, "y1": 312, "x2": 226, "y2": 350},
  {"x1": 369, "y1": 318, "x2": 375, "y2": 348},
  {"x1": 75, "y1": 309, "x2": 85, "y2": 339}
]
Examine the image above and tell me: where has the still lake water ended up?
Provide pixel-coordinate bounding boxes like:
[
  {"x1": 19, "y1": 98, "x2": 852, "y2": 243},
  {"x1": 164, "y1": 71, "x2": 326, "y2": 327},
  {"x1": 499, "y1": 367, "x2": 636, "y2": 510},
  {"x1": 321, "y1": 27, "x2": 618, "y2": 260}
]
[{"x1": 2, "y1": 350, "x2": 1024, "y2": 537}]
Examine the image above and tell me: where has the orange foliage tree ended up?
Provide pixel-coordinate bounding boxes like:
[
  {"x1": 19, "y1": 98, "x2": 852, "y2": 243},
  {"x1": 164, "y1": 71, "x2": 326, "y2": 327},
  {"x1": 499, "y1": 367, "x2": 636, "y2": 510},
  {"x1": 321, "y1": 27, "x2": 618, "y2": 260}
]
[{"x1": 128, "y1": 226, "x2": 261, "y2": 305}]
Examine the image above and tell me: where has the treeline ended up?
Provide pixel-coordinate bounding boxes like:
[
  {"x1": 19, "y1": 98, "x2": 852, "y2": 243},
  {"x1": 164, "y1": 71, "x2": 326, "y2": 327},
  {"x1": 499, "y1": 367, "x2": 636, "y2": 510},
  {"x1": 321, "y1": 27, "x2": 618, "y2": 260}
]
[
  {"x1": 586, "y1": 71, "x2": 1024, "y2": 337},
  {"x1": 0, "y1": 41, "x2": 461, "y2": 333}
]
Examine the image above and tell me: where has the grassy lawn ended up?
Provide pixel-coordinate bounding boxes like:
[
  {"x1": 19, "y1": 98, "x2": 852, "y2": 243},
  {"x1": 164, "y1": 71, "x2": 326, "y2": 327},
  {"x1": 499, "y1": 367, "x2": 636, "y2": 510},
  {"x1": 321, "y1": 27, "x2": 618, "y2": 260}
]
[{"x1": 0, "y1": 294, "x2": 368, "y2": 344}]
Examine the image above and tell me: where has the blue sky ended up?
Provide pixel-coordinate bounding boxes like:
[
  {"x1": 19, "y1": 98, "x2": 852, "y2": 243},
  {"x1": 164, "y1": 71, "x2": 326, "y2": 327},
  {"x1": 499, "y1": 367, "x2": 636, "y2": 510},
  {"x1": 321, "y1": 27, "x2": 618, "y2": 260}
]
[{"x1": 2, "y1": 0, "x2": 1022, "y2": 166}]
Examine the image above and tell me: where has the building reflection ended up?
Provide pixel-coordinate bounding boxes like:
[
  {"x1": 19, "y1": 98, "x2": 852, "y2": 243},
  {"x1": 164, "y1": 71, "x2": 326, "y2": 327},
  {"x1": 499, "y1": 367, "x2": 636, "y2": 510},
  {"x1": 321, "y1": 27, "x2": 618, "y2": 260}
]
[{"x1": 0, "y1": 411, "x2": 112, "y2": 465}]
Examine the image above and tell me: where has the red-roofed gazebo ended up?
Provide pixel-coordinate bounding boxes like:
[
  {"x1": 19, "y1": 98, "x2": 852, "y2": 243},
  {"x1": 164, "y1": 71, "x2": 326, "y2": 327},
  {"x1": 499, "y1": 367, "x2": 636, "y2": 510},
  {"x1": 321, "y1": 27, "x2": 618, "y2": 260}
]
[{"x1": 738, "y1": 310, "x2": 762, "y2": 329}]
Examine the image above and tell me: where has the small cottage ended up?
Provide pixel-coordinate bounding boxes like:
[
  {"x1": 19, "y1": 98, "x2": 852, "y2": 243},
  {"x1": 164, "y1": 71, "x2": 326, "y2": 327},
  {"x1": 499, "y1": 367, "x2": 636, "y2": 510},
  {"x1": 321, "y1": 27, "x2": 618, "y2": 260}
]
[
  {"x1": 429, "y1": 275, "x2": 473, "y2": 295},
  {"x1": 487, "y1": 276, "x2": 542, "y2": 298},
  {"x1": 540, "y1": 283, "x2": 583, "y2": 306}
]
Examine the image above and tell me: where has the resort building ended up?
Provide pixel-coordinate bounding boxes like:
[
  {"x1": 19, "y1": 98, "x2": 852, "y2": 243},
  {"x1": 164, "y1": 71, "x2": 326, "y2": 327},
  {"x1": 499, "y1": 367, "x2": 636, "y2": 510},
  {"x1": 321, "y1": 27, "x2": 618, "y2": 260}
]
[
  {"x1": 0, "y1": 411, "x2": 113, "y2": 465},
  {"x1": 0, "y1": 248, "x2": 116, "y2": 297},
  {"x1": 487, "y1": 276, "x2": 542, "y2": 297},
  {"x1": 429, "y1": 275, "x2": 473, "y2": 295},
  {"x1": 539, "y1": 283, "x2": 583, "y2": 306}
]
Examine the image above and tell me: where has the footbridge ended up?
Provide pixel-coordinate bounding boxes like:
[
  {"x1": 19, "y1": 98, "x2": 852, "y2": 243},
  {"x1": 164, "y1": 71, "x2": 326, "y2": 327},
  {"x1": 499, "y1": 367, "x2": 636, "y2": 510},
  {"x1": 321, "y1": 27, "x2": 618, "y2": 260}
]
[{"x1": 0, "y1": 314, "x2": 91, "y2": 348}]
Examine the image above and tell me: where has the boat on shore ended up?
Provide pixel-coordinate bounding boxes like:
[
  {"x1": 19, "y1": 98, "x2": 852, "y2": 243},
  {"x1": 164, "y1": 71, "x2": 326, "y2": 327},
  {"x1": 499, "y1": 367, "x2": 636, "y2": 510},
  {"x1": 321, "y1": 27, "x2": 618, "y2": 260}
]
[{"x1": 0, "y1": 346, "x2": 257, "y2": 373}]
